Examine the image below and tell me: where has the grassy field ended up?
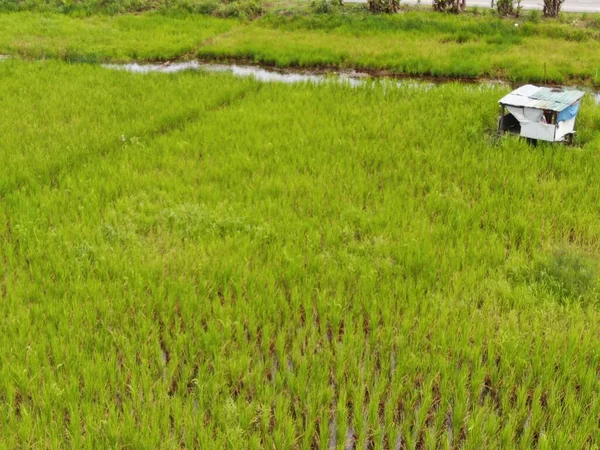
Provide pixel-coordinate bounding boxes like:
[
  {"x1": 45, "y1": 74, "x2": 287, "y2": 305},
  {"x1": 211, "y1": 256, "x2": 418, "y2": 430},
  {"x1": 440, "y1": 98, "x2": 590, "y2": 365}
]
[
  {"x1": 2, "y1": 58, "x2": 600, "y2": 447},
  {"x1": 0, "y1": 0, "x2": 263, "y2": 16},
  {"x1": 3, "y1": 9, "x2": 600, "y2": 83},
  {"x1": 0, "y1": 13, "x2": 236, "y2": 62},
  {"x1": 197, "y1": 12, "x2": 600, "y2": 83}
]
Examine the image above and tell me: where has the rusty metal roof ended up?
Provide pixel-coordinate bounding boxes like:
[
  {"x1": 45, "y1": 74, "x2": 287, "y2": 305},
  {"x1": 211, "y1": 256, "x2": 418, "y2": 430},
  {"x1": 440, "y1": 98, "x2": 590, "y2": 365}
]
[{"x1": 499, "y1": 85, "x2": 585, "y2": 112}]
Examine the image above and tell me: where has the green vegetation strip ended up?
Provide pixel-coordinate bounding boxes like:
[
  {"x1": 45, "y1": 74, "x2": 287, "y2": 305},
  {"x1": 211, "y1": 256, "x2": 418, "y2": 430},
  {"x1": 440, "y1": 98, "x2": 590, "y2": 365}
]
[
  {"x1": 199, "y1": 12, "x2": 600, "y2": 84},
  {"x1": 3, "y1": 10, "x2": 600, "y2": 83},
  {"x1": 2, "y1": 59, "x2": 600, "y2": 447},
  {"x1": 0, "y1": 12, "x2": 236, "y2": 62}
]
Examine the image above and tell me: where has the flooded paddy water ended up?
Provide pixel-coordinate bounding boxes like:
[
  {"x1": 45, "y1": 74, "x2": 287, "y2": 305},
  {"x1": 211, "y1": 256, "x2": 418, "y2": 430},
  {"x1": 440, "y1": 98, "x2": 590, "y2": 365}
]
[
  {"x1": 0, "y1": 55, "x2": 598, "y2": 102},
  {"x1": 100, "y1": 60, "x2": 515, "y2": 91},
  {"x1": 101, "y1": 60, "x2": 600, "y2": 105},
  {"x1": 102, "y1": 61, "x2": 376, "y2": 87}
]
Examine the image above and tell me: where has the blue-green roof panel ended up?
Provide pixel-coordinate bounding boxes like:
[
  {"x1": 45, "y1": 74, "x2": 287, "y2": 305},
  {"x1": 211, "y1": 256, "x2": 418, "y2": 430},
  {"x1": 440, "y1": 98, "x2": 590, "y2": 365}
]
[{"x1": 499, "y1": 85, "x2": 585, "y2": 112}]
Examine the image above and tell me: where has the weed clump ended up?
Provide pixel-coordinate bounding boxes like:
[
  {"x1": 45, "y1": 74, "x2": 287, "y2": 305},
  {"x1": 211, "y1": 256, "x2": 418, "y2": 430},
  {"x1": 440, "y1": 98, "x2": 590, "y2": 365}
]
[
  {"x1": 509, "y1": 248, "x2": 600, "y2": 305},
  {"x1": 534, "y1": 248, "x2": 599, "y2": 304}
]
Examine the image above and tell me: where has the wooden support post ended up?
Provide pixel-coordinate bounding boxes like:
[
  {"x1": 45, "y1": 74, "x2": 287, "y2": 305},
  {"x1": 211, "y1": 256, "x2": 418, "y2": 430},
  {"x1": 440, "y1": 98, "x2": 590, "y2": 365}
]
[{"x1": 498, "y1": 104, "x2": 505, "y2": 135}]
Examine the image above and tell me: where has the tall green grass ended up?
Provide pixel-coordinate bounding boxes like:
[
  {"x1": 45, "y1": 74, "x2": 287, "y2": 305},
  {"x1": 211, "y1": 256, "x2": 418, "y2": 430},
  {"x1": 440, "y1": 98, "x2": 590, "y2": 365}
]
[
  {"x1": 0, "y1": 12, "x2": 237, "y2": 62},
  {"x1": 197, "y1": 11, "x2": 600, "y2": 83},
  {"x1": 2, "y1": 10, "x2": 600, "y2": 83},
  {"x1": 1, "y1": 59, "x2": 600, "y2": 447},
  {"x1": 0, "y1": 0, "x2": 263, "y2": 17}
]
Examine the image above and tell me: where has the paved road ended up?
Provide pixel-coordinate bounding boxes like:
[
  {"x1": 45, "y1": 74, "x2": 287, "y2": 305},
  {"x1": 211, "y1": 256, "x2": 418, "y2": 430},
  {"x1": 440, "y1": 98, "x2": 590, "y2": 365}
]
[{"x1": 345, "y1": 0, "x2": 600, "y2": 12}]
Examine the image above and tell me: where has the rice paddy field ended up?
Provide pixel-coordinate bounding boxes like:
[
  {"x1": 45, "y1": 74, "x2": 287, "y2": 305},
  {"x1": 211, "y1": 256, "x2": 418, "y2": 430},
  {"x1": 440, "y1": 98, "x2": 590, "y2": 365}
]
[
  {"x1": 1, "y1": 54, "x2": 600, "y2": 448},
  {"x1": 5, "y1": 9, "x2": 600, "y2": 84}
]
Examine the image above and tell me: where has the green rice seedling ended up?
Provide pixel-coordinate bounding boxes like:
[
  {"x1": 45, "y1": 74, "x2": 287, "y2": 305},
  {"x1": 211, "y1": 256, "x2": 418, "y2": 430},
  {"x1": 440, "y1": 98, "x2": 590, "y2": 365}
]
[{"x1": 1, "y1": 59, "x2": 600, "y2": 447}]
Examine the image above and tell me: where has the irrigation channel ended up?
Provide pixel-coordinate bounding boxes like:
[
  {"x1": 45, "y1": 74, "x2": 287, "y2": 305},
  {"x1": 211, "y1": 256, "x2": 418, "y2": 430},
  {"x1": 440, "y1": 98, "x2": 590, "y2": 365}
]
[
  {"x1": 2, "y1": 54, "x2": 599, "y2": 99},
  {"x1": 102, "y1": 61, "x2": 600, "y2": 103},
  {"x1": 103, "y1": 60, "x2": 507, "y2": 89}
]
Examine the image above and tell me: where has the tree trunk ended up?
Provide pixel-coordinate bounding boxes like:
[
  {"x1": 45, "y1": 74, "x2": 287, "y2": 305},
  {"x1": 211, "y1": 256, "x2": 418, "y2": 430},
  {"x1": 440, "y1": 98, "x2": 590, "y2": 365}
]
[{"x1": 543, "y1": 0, "x2": 563, "y2": 16}]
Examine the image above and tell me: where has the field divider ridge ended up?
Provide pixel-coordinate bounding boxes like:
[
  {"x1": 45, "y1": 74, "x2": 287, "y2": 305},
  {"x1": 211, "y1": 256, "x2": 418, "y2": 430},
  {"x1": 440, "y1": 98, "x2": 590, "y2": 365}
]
[{"x1": 0, "y1": 82, "x2": 262, "y2": 201}]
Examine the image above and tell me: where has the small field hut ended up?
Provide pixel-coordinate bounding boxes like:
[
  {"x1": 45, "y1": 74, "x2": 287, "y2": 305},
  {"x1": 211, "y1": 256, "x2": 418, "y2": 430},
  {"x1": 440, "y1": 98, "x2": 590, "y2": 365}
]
[{"x1": 498, "y1": 85, "x2": 585, "y2": 143}]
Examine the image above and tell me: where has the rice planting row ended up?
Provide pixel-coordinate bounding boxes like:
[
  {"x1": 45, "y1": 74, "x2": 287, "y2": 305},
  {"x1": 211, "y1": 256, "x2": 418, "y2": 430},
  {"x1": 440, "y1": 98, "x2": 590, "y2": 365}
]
[{"x1": 1, "y1": 60, "x2": 600, "y2": 448}]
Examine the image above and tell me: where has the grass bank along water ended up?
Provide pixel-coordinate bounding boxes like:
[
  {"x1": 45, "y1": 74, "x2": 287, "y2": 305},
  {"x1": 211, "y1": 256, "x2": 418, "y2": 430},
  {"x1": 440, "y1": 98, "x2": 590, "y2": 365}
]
[
  {"x1": 101, "y1": 59, "x2": 464, "y2": 88},
  {"x1": 2, "y1": 58, "x2": 600, "y2": 447},
  {"x1": 4, "y1": 10, "x2": 600, "y2": 84},
  {"x1": 99, "y1": 58, "x2": 600, "y2": 103},
  {"x1": 197, "y1": 11, "x2": 600, "y2": 84}
]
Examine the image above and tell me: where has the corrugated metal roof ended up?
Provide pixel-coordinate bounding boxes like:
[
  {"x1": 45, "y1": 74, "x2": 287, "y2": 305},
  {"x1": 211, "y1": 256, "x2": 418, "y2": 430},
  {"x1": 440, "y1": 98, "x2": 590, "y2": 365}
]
[
  {"x1": 510, "y1": 84, "x2": 541, "y2": 97},
  {"x1": 499, "y1": 85, "x2": 585, "y2": 112}
]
